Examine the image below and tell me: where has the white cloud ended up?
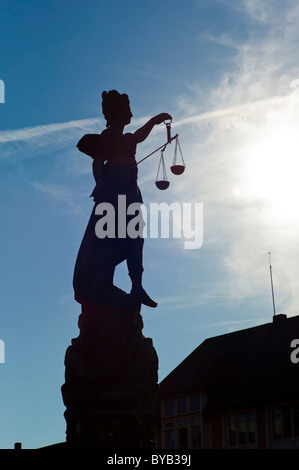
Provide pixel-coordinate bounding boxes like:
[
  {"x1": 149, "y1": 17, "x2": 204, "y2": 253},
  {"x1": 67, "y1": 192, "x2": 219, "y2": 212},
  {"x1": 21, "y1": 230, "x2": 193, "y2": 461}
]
[
  {"x1": 32, "y1": 181, "x2": 88, "y2": 216},
  {"x1": 0, "y1": 118, "x2": 102, "y2": 164},
  {"x1": 162, "y1": 0, "x2": 299, "y2": 315},
  {"x1": 0, "y1": 118, "x2": 101, "y2": 143}
]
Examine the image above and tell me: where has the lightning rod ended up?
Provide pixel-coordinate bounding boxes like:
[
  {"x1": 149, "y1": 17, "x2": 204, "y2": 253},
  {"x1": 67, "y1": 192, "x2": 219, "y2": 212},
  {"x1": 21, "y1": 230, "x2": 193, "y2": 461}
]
[{"x1": 268, "y1": 252, "x2": 276, "y2": 317}]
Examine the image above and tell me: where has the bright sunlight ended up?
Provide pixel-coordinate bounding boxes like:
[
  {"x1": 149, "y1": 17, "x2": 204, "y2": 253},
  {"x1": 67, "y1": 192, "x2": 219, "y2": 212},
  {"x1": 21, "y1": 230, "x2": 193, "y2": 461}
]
[{"x1": 245, "y1": 123, "x2": 299, "y2": 223}]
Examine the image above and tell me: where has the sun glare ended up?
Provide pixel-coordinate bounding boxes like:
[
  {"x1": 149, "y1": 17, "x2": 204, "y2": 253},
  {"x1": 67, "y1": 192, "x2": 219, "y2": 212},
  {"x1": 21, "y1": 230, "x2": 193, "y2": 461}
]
[{"x1": 245, "y1": 126, "x2": 299, "y2": 223}]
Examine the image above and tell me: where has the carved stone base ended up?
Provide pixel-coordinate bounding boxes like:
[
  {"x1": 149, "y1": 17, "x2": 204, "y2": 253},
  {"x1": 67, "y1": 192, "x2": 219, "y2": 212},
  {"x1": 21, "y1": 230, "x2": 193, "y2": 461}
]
[{"x1": 61, "y1": 301, "x2": 159, "y2": 449}]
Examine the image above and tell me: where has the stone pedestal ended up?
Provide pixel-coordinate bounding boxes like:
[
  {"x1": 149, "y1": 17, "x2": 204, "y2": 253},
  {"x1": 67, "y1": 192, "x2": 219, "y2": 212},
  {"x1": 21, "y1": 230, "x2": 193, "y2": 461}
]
[{"x1": 61, "y1": 300, "x2": 159, "y2": 449}]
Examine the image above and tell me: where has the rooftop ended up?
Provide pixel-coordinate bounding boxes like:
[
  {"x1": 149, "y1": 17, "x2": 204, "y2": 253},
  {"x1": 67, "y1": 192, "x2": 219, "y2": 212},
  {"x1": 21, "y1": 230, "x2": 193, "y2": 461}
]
[{"x1": 160, "y1": 314, "x2": 299, "y2": 413}]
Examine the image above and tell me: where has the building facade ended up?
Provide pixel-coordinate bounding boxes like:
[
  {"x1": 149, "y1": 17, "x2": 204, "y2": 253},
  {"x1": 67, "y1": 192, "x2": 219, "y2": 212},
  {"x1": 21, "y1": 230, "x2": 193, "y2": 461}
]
[{"x1": 157, "y1": 314, "x2": 299, "y2": 449}]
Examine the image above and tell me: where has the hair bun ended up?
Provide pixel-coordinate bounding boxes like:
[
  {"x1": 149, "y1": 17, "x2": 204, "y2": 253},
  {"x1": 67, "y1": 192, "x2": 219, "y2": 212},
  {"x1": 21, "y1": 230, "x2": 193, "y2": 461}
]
[{"x1": 101, "y1": 90, "x2": 128, "y2": 127}]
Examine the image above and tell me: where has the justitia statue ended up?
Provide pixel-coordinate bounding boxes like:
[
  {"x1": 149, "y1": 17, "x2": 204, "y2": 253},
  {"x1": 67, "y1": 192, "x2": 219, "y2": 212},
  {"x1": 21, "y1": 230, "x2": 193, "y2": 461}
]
[
  {"x1": 73, "y1": 90, "x2": 172, "y2": 309},
  {"x1": 62, "y1": 90, "x2": 170, "y2": 448}
]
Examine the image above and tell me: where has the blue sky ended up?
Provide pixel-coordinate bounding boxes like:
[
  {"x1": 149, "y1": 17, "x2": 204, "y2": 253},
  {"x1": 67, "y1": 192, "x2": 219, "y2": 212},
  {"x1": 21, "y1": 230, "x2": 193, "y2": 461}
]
[{"x1": 1, "y1": 0, "x2": 299, "y2": 449}]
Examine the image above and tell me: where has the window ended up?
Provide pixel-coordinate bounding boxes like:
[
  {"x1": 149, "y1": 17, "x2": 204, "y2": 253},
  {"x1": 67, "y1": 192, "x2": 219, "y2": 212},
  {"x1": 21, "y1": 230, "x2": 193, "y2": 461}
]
[
  {"x1": 248, "y1": 412, "x2": 256, "y2": 444},
  {"x1": 178, "y1": 427, "x2": 188, "y2": 449},
  {"x1": 283, "y1": 407, "x2": 292, "y2": 438},
  {"x1": 177, "y1": 395, "x2": 187, "y2": 414},
  {"x1": 229, "y1": 415, "x2": 237, "y2": 446},
  {"x1": 162, "y1": 392, "x2": 202, "y2": 449},
  {"x1": 228, "y1": 412, "x2": 256, "y2": 448},
  {"x1": 272, "y1": 408, "x2": 282, "y2": 439},
  {"x1": 238, "y1": 414, "x2": 247, "y2": 445},
  {"x1": 163, "y1": 393, "x2": 201, "y2": 418},
  {"x1": 191, "y1": 418, "x2": 201, "y2": 448},
  {"x1": 163, "y1": 419, "x2": 201, "y2": 449},
  {"x1": 165, "y1": 429, "x2": 175, "y2": 449},
  {"x1": 294, "y1": 405, "x2": 299, "y2": 437},
  {"x1": 165, "y1": 399, "x2": 174, "y2": 417},
  {"x1": 190, "y1": 393, "x2": 200, "y2": 412},
  {"x1": 272, "y1": 404, "x2": 299, "y2": 441}
]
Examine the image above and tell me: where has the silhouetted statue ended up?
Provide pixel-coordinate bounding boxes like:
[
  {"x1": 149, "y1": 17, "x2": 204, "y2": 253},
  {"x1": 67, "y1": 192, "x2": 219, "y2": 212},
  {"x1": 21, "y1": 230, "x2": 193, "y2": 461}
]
[{"x1": 73, "y1": 90, "x2": 171, "y2": 309}]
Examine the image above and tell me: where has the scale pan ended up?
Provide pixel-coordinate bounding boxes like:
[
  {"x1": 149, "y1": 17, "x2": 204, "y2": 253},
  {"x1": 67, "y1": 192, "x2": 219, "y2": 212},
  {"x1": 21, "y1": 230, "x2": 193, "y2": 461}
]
[
  {"x1": 171, "y1": 165, "x2": 185, "y2": 175},
  {"x1": 155, "y1": 180, "x2": 170, "y2": 190}
]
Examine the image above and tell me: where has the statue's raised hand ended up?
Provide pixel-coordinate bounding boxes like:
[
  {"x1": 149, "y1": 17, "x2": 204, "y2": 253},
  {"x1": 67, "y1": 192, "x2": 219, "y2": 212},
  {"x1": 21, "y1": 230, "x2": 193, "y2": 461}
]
[
  {"x1": 153, "y1": 113, "x2": 172, "y2": 125},
  {"x1": 134, "y1": 113, "x2": 173, "y2": 144}
]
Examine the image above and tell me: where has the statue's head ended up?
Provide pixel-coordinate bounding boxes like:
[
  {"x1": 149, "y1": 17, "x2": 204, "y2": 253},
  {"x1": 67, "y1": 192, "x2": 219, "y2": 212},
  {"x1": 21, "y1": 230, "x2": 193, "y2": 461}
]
[{"x1": 101, "y1": 90, "x2": 132, "y2": 127}]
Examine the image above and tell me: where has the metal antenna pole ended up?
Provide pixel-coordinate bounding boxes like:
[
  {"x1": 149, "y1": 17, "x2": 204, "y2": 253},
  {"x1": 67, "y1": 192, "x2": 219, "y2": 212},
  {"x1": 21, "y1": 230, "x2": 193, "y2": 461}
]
[{"x1": 268, "y1": 252, "x2": 276, "y2": 316}]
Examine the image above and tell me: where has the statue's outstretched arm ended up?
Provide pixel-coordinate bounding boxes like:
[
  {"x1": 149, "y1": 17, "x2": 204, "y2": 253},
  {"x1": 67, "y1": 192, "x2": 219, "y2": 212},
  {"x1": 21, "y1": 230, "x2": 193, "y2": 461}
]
[{"x1": 133, "y1": 113, "x2": 172, "y2": 144}]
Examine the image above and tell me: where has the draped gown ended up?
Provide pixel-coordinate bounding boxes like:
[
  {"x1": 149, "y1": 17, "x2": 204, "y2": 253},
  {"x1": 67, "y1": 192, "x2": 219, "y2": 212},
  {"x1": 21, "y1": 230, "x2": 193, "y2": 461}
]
[{"x1": 73, "y1": 129, "x2": 144, "y2": 306}]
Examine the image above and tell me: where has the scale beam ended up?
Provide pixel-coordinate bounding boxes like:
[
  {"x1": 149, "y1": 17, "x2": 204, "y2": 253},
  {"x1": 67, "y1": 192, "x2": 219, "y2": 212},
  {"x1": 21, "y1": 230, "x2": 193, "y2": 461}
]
[{"x1": 137, "y1": 134, "x2": 179, "y2": 165}]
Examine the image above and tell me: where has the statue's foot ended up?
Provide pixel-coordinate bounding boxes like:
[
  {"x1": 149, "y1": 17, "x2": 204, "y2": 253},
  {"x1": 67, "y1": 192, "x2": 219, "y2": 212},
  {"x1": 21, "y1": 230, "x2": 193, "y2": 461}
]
[{"x1": 130, "y1": 287, "x2": 158, "y2": 308}]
